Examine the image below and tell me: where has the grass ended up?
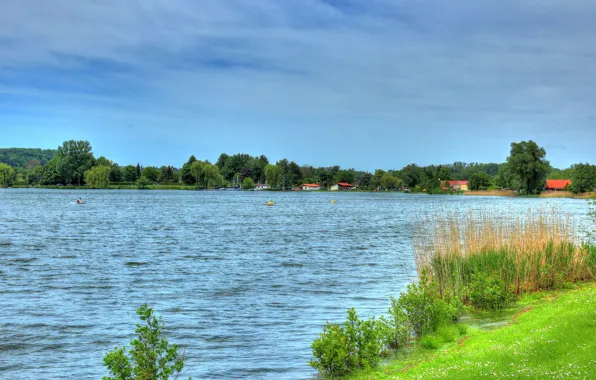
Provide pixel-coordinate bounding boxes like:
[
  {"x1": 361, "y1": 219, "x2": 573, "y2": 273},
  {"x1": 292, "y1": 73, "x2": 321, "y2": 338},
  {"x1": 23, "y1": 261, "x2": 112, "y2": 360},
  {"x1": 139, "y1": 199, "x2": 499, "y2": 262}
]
[
  {"x1": 347, "y1": 283, "x2": 596, "y2": 379},
  {"x1": 413, "y1": 207, "x2": 595, "y2": 296}
]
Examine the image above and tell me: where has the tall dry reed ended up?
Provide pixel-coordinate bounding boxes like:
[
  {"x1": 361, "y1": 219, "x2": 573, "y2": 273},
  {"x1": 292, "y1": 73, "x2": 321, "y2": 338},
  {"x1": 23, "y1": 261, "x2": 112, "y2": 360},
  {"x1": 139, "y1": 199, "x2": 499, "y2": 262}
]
[{"x1": 413, "y1": 206, "x2": 595, "y2": 296}]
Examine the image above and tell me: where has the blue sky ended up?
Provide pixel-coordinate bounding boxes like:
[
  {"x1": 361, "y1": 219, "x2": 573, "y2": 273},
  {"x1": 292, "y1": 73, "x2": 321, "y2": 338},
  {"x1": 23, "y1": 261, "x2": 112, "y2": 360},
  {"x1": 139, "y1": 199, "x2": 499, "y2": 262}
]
[{"x1": 1, "y1": 0, "x2": 595, "y2": 170}]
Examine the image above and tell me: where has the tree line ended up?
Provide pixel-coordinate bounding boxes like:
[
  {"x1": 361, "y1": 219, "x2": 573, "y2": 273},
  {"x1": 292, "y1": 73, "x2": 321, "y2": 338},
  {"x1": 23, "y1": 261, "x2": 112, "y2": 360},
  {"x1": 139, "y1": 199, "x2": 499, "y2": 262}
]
[{"x1": 0, "y1": 140, "x2": 595, "y2": 193}]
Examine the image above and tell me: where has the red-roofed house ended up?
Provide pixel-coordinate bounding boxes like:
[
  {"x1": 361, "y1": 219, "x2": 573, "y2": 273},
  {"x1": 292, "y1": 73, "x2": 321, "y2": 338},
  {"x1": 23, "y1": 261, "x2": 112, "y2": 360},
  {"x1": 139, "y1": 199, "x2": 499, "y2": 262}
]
[
  {"x1": 330, "y1": 182, "x2": 353, "y2": 191},
  {"x1": 302, "y1": 183, "x2": 321, "y2": 191},
  {"x1": 441, "y1": 180, "x2": 469, "y2": 191},
  {"x1": 545, "y1": 179, "x2": 571, "y2": 191}
]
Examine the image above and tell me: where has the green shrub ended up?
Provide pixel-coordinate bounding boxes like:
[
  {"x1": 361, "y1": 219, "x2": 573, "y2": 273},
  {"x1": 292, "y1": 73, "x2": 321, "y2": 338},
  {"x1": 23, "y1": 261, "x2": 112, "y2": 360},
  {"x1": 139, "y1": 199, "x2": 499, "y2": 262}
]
[
  {"x1": 396, "y1": 280, "x2": 461, "y2": 336},
  {"x1": 421, "y1": 336, "x2": 440, "y2": 350},
  {"x1": 382, "y1": 297, "x2": 410, "y2": 349},
  {"x1": 468, "y1": 272, "x2": 516, "y2": 310},
  {"x1": 457, "y1": 324, "x2": 469, "y2": 335},
  {"x1": 437, "y1": 325, "x2": 458, "y2": 343},
  {"x1": 310, "y1": 308, "x2": 384, "y2": 376},
  {"x1": 103, "y1": 304, "x2": 190, "y2": 380}
]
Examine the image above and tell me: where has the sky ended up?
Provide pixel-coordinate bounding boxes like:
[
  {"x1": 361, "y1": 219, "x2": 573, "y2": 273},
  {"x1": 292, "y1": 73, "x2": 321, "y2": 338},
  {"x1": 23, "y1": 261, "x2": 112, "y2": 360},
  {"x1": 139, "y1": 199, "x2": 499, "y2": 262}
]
[{"x1": 1, "y1": 0, "x2": 595, "y2": 171}]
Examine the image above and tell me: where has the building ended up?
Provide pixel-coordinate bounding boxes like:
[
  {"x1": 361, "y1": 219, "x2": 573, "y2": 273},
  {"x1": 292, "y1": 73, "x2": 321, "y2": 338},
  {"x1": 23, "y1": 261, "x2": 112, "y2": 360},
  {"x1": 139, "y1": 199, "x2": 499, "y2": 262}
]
[
  {"x1": 302, "y1": 183, "x2": 321, "y2": 191},
  {"x1": 441, "y1": 180, "x2": 469, "y2": 191},
  {"x1": 330, "y1": 182, "x2": 353, "y2": 191},
  {"x1": 545, "y1": 179, "x2": 571, "y2": 191},
  {"x1": 255, "y1": 183, "x2": 269, "y2": 190}
]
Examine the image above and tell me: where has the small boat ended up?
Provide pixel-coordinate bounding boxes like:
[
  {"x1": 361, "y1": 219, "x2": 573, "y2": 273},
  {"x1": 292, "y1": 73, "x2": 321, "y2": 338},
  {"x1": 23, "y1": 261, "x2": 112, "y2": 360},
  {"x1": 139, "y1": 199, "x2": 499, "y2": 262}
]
[{"x1": 265, "y1": 200, "x2": 275, "y2": 206}]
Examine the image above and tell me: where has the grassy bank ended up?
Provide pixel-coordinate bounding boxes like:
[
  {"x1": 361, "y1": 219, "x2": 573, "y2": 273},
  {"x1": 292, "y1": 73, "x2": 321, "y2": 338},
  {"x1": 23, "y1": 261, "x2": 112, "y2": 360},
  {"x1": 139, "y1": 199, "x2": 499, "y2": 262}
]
[
  {"x1": 310, "y1": 206, "x2": 595, "y2": 378},
  {"x1": 463, "y1": 190, "x2": 517, "y2": 197},
  {"x1": 348, "y1": 283, "x2": 596, "y2": 379}
]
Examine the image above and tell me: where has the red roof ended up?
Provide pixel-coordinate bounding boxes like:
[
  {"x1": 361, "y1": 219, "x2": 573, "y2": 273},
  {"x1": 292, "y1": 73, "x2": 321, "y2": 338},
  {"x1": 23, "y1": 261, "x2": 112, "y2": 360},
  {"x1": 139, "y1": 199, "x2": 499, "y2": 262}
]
[
  {"x1": 302, "y1": 183, "x2": 320, "y2": 187},
  {"x1": 545, "y1": 179, "x2": 571, "y2": 190},
  {"x1": 448, "y1": 180, "x2": 468, "y2": 186},
  {"x1": 338, "y1": 182, "x2": 352, "y2": 187}
]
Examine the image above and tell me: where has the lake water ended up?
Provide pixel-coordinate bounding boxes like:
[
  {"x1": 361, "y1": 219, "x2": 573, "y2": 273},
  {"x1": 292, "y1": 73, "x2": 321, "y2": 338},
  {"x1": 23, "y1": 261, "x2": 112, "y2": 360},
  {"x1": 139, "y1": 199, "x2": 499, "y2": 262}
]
[{"x1": 0, "y1": 189, "x2": 593, "y2": 379}]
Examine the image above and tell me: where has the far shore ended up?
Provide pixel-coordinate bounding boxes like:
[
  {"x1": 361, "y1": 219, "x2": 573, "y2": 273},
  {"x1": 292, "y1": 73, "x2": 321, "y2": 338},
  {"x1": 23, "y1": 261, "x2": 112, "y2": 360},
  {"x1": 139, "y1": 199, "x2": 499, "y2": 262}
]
[{"x1": 464, "y1": 190, "x2": 595, "y2": 199}]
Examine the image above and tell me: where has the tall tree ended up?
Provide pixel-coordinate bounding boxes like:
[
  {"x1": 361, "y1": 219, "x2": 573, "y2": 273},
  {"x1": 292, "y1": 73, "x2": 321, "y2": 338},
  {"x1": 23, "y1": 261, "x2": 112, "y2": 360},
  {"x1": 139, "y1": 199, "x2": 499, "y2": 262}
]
[
  {"x1": 84, "y1": 166, "x2": 111, "y2": 189},
  {"x1": 141, "y1": 166, "x2": 160, "y2": 182},
  {"x1": 507, "y1": 141, "x2": 550, "y2": 194},
  {"x1": 56, "y1": 140, "x2": 96, "y2": 185},
  {"x1": 570, "y1": 163, "x2": 596, "y2": 194},
  {"x1": 0, "y1": 163, "x2": 16, "y2": 187},
  {"x1": 180, "y1": 155, "x2": 197, "y2": 185},
  {"x1": 122, "y1": 165, "x2": 139, "y2": 182},
  {"x1": 468, "y1": 172, "x2": 493, "y2": 191},
  {"x1": 264, "y1": 164, "x2": 281, "y2": 188}
]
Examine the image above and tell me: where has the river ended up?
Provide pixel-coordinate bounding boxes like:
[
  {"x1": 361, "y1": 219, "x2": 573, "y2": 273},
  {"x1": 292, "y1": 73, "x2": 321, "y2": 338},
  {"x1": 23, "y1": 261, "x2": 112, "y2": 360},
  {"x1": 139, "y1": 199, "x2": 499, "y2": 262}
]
[{"x1": 0, "y1": 189, "x2": 592, "y2": 379}]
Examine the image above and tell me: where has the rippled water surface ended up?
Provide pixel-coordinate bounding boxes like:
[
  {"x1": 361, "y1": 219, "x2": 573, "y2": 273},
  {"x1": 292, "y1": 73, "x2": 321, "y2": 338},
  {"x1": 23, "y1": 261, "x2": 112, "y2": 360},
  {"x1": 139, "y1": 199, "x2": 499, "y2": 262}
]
[{"x1": 0, "y1": 189, "x2": 592, "y2": 379}]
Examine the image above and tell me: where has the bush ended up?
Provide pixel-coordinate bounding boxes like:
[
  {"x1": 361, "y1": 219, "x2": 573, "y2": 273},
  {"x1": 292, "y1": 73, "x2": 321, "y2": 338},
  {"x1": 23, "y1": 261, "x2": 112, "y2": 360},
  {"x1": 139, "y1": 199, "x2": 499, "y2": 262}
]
[
  {"x1": 457, "y1": 324, "x2": 469, "y2": 335},
  {"x1": 103, "y1": 304, "x2": 190, "y2": 380},
  {"x1": 382, "y1": 297, "x2": 410, "y2": 349},
  {"x1": 421, "y1": 336, "x2": 440, "y2": 350},
  {"x1": 396, "y1": 280, "x2": 461, "y2": 336},
  {"x1": 468, "y1": 272, "x2": 516, "y2": 310},
  {"x1": 437, "y1": 325, "x2": 458, "y2": 343},
  {"x1": 310, "y1": 308, "x2": 384, "y2": 376}
]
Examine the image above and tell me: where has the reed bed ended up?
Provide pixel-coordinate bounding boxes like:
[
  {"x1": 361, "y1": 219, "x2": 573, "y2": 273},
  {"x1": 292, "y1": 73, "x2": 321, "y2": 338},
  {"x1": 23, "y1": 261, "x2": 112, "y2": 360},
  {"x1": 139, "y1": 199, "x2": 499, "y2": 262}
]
[{"x1": 413, "y1": 207, "x2": 596, "y2": 296}]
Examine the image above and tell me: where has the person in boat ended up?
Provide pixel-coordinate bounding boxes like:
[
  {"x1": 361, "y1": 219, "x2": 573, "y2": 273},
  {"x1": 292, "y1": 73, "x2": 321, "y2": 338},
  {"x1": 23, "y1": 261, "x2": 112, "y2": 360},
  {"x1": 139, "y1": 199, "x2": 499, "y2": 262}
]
[{"x1": 76, "y1": 198, "x2": 84, "y2": 204}]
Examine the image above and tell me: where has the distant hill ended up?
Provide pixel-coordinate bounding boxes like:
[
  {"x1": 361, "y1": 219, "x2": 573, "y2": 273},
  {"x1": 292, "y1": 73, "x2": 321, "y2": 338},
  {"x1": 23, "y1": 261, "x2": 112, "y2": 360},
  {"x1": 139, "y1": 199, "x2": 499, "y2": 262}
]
[{"x1": 0, "y1": 148, "x2": 57, "y2": 169}]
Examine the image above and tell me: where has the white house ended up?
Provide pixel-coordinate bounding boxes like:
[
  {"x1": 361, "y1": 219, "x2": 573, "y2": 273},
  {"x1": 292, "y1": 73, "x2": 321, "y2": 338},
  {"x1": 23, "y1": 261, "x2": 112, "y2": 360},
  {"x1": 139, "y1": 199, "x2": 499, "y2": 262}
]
[
  {"x1": 302, "y1": 183, "x2": 321, "y2": 191},
  {"x1": 255, "y1": 183, "x2": 269, "y2": 190},
  {"x1": 330, "y1": 182, "x2": 352, "y2": 191}
]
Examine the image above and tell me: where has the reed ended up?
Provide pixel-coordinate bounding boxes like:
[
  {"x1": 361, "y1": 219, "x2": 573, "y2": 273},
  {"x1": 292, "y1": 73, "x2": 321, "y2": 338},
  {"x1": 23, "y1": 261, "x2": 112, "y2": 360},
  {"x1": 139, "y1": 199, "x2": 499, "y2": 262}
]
[{"x1": 413, "y1": 207, "x2": 595, "y2": 297}]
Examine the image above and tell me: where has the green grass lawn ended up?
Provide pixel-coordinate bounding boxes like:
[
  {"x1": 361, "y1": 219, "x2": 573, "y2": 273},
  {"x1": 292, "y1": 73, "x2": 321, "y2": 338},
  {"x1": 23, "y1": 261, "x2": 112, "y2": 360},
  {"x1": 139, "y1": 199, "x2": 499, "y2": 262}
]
[{"x1": 348, "y1": 283, "x2": 596, "y2": 379}]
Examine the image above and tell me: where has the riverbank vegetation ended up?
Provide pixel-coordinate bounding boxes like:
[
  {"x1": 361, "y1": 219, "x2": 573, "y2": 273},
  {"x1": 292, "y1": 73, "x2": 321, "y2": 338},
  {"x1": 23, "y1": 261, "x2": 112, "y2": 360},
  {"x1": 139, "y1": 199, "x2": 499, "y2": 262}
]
[
  {"x1": 1, "y1": 140, "x2": 595, "y2": 194},
  {"x1": 309, "y1": 207, "x2": 596, "y2": 377},
  {"x1": 346, "y1": 283, "x2": 596, "y2": 379}
]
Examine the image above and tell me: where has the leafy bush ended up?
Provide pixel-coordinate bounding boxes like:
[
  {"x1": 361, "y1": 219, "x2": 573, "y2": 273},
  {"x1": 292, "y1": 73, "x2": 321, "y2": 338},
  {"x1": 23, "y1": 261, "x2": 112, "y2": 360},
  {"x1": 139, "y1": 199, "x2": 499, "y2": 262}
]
[
  {"x1": 103, "y1": 305, "x2": 190, "y2": 380},
  {"x1": 310, "y1": 308, "x2": 384, "y2": 376},
  {"x1": 468, "y1": 273, "x2": 516, "y2": 310},
  {"x1": 382, "y1": 297, "x2": 410, "y2": 349},
  {"x1": 421, "y1": 336, "x2": 440, "y2": 350},
  {"x1": 396, "y1": 280, "x2": 461, "y2": 336},
  {"x1": 437, "y1": 325, "x2": 458, "y2": 343},
  {"x1": 457, "y1": 324, "x2": 469, "y2": 335}
]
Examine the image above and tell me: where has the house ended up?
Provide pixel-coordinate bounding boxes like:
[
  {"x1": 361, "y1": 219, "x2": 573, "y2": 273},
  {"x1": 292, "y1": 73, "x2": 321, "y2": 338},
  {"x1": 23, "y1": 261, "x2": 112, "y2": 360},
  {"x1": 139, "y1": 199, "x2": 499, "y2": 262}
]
[
  {"x1": 255, "y1": 183, "x2": 269, "y2": 190},
  {"x1": 330, "y1": 182, "x2": 353, "y2": 191},
  {"x1": 441, "y1": 180, "x2": 469, "y2": 191},
  {"x1": 544, "y1": 179, "x2": 571, "y2": 191},
  {"x1": 302, "y1": 183, "x2": 321, "y2": 191}
]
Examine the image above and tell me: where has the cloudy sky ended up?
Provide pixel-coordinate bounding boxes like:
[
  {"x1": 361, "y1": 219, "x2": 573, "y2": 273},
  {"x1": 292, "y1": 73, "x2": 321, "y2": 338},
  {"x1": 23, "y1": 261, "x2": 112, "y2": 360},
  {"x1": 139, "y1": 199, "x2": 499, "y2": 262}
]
[{"x1": 1, "y1": 0, "x2": 595, "y2": 170}]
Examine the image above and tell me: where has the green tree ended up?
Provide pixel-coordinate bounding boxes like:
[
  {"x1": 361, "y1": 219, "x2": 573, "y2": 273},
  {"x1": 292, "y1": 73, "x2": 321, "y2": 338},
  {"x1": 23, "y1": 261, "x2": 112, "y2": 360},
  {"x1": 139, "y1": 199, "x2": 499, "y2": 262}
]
[
  {"x1": 288, "y1": 161, "x2": 303, "y2": 187},
  {"x1": 570, "y1": 163, "x2": 596, "y2": 194},
  {"x1": 28, "y1": 165, "x2": 45, "y2": 185},
  {"x1": 468, "y1": 172, "x2": 493, "y2": 191},
  {"x1": 56, "y1": 140, "x2": 96, "y2": 185},
  {"x1": 242, "y1": 177, "x2": 255, "y2": 190},
  {"x1": 358, "y1": 172, "x2": 372, "y2": 189},
  {"x1": 41, "y1": 156, "x2": 63, "y2": 185},
  {"x1": 495, "y1": 163, "x2": 519, "y2": 189},
  {"x1": 401, "y1": 164, "x2": 423, "y2": 188},
  {"x1": 84, "y1": 166, "x2": 111, "y2": 189},
  {"x1": 122, "y1": 165, "x2": 139, "y2": 182},
  {"x1": 507, "y1": 141, "x2": 550, "y2": 194},
  {"x1": 136, "y1": 176, "x2": 151, "y2": 189},
  {"x1": 380, "y1": 173, "x2": 401, "y2": 190},
  {"x1": 142, "y1": 166, "x2": 160, "y2": 183},
  {"x1": 337, "y1": 170, "x2": 356, "y2": 184},
  {"x1": 180, "y1": 156, "x2": 197, "y2": 185},
  {"x1": 0, "y1": 163, "x2": 16, "y2": 187},
  {"x1": 103, "y1": 305, "x2": 190, "y2": 380},
  {"x1": 264, "y1": 164, "x2": 281, "y2": 189}
]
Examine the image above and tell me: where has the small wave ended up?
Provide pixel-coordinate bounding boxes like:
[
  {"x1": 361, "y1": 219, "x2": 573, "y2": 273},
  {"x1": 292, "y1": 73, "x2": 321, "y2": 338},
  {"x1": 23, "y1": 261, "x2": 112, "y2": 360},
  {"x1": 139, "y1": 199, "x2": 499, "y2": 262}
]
[
  {"x1": 280, "y1": 262, "x2": 304, "y2": 267},
  {"x1": 125, "y1": 261, "x2": 148, "y2": 266}
]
